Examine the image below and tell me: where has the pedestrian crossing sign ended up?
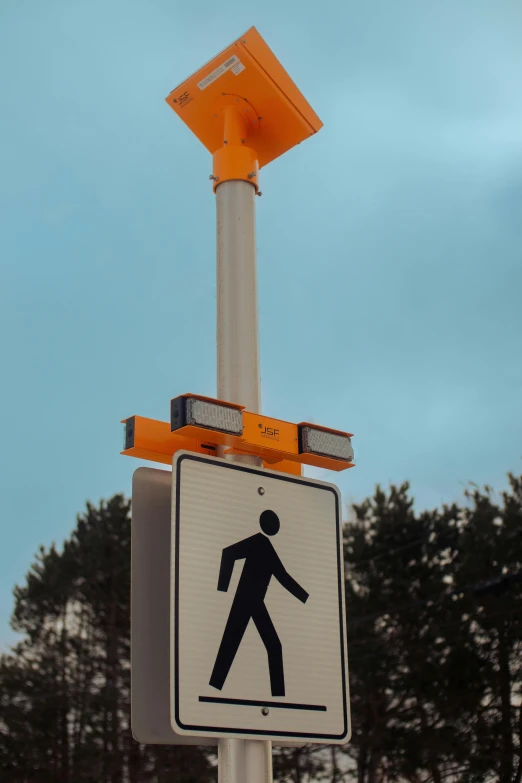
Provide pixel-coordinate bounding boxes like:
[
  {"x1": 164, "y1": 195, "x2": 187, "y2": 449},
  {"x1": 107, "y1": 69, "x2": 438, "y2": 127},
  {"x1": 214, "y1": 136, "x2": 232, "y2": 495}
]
[{"x1": 170, "y1": 452, "x2": 351, "y2": 743}]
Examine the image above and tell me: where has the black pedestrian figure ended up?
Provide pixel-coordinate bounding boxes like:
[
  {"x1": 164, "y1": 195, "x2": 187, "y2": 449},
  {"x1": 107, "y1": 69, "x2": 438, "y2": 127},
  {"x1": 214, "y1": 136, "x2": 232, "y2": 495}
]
[{"x1": 209, "y1": 509, "x2": 308, "y2": 697}]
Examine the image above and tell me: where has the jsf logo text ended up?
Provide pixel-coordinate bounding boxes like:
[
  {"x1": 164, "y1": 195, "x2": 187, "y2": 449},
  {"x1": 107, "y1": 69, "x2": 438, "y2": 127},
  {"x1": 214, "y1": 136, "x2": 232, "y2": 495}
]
[{"x1": 260, "y1": 426, "x2": 279, "y2": 439}]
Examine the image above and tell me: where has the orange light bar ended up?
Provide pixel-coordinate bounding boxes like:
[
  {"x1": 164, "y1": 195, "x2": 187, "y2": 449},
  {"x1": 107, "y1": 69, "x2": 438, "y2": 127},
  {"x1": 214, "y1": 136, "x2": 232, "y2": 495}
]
[
  {"x1": 169, "y1": 395, "x2": 354, "y2": 471},
  {"x1": 122, "y1": 394, "x2": 354, "y2": 472}
]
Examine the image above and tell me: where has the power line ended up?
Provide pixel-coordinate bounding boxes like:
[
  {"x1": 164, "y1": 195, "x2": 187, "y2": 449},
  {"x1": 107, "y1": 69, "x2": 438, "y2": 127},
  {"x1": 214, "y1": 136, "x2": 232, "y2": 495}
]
[
  {"x1": 347, "y1": 536, "x2": 431, "y2": 569},
  {"x1": 347, "y1": 606, "x2": 522, "y2": 666},
  {"x1": 347, "y1": 567, "x2": 522, "y2": 629},
  {"x1": 345, "y1": 515, "x2": 521, "y2": 570},
  {"x1": 347, "y1": 604, "x2": 522, "y2": 651}
]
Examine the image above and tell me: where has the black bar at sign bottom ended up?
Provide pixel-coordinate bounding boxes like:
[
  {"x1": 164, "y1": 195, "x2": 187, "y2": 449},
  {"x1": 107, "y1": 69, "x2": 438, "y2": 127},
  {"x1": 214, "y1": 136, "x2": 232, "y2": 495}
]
[{"x1": 199, "y1": 696, "x2": 327, "y2": 712}]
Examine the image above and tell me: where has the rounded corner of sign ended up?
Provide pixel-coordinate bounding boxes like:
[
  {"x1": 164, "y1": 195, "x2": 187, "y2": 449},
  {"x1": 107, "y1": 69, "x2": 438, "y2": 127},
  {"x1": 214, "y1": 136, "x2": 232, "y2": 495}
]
[
  {"x1": 333, "y1": 484, "x2": 343, "y2": 507},
  {"x1": 132, "y1": 466, "x2": 151, "y2": 483},
  {"x1": 327, "y1": 481, "x2": 342, "y2": 496},
  {"x1": 172, "y1": 450, "x2": 194, "y2": 467},
  {"x1": 170, "y1": 709, "x2": 186, "y2": 736},
  {"x1": 130, "y1": 726, "x2": 143, "y2": 744},
  {"x1": 329, "y1": 716, "x2": 351, "y2": 745},
  {"x1": 130, "y1": 717, "x2": 150, "y2": 745},
  {"x1": 340, "y1": 721, "x2": 352, "y2": 744},
  {"x1": 331, "y1": 729, "x2": 351, "y2": 746},
  {"x1": 318, "y1": 479, "x2": 343, "y2": 505}
]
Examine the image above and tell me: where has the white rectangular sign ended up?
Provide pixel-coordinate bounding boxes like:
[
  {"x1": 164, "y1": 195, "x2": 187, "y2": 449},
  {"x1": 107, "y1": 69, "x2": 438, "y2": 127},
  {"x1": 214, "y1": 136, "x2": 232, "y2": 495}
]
[{"x1": 171, "y1": 452, "x2": 350, "y2": 743}]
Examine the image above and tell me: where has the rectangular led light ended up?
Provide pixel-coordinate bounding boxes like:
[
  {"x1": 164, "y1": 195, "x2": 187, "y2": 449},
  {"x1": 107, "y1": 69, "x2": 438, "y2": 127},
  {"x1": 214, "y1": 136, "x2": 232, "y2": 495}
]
[
  {"x1": 171, "y1": 395, "x2": 243, "y2": 436},
  {"x1": 299, "y1": 425, "x2": 354, "y2": 462}
]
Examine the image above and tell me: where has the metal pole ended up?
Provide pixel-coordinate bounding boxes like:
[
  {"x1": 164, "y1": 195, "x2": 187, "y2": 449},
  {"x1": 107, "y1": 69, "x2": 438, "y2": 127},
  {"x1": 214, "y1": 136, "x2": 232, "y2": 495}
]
[
  {"x1": 216, "y1": 177, "x2": 272, "y2": 782},
  {"x1": 245, "y1": 739, "x2": 273, "y2": 783},
  {"x1": 217, "y1": 179, "x2": 261, "y2": 417}
]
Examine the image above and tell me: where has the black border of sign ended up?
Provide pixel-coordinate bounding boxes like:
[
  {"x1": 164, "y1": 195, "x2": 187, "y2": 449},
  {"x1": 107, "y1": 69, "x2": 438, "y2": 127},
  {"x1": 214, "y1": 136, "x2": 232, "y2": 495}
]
[{"x1": 173, "y1": 453, "x2": 349, "y2": 741}]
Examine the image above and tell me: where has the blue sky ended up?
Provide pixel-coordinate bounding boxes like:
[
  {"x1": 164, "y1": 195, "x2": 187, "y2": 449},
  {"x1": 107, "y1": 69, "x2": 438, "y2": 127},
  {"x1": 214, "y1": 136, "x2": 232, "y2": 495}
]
[{"x1": 1, "y1": 0, "x2": 521, "y2": 650}]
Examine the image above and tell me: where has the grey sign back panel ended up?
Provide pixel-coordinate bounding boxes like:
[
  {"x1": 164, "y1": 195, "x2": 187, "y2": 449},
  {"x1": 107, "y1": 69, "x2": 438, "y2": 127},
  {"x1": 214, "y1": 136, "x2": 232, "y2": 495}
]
[{"x1": 131, "y1": 466, "x2": 215, "y2": 745}]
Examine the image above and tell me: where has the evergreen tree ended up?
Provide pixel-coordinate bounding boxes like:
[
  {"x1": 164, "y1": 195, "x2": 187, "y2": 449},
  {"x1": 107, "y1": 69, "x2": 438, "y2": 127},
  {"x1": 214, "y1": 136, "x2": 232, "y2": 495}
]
[
  {"x1": 0, "y1": 495, "x2": 215, "y2": 783},
  {"x1": 341, "y1": 475, "x2": 522, "y2": 783},
  {"x1": 453, "y1": 475, "x2": 522, "y2": 783}
]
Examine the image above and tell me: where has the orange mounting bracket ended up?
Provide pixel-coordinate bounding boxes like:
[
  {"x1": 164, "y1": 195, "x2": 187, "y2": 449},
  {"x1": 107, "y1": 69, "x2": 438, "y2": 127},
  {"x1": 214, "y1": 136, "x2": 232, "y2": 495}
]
[
  {"x1": 211, "y1": 103, "x2": 259, "y2": 193},
  {"x1": 122, "y1": 395, "x2": 354, "y2": 475}
]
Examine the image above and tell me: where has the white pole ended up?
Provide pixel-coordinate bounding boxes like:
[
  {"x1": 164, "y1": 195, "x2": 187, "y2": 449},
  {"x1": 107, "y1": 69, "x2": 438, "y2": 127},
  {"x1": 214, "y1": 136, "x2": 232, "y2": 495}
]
[
  {"x1": 217, "y1": 179, "x2": 261, "y2": 417},
  {"x1": 218, "y1": 738, "x2": 246, "y2": 783},
  {"x1": 216, "y1": 177, "x2": 272, "y2": 782},
  {"x1": 245, "y1": 739, "x2": 273, "y2": 783}
]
